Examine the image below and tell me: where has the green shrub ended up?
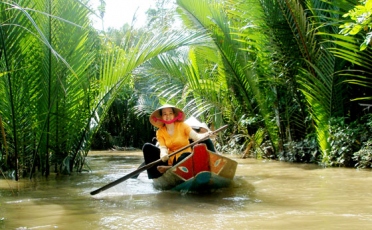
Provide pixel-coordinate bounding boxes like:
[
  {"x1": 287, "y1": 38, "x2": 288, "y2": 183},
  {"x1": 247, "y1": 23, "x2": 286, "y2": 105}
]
[
  {"x1": 353, "y1": 140, "x2": 372, "y2": 168},
  {"x1": 327, "y1": 114, "x2": 372, "y2": 167},
  {"x1": 279, "y1": 134, "x2": 320, "y2": 163}
]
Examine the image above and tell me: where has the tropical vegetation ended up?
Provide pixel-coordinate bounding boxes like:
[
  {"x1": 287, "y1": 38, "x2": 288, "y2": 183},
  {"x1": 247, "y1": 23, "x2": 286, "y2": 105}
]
[{"x1": 0, "y1": 0, "x2": 371, "y2": 181}]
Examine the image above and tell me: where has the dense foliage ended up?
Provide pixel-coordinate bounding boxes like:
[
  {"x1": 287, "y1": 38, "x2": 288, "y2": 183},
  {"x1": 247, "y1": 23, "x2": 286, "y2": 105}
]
[
  {"x1": 1, "y1": 0, "x2": 372, "y2": 181},
  {"x1": 0, "y1": 0, "x2": 210, "y2": 178},
  {"x1": 127, "y1": 0, "x2": 372, "y2": 168}
]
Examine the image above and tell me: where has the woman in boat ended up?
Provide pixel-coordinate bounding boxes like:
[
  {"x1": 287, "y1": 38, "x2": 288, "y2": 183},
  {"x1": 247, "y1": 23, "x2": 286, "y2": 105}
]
[{"x1": 142, "y1": 104, "x2": 213, "y2": 179}]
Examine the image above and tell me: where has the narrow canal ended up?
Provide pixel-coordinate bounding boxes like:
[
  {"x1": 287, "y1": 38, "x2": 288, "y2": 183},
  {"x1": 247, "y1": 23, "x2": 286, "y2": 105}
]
[{"x1": 1, "y1": 150, "x2": 371, "y2": 229}]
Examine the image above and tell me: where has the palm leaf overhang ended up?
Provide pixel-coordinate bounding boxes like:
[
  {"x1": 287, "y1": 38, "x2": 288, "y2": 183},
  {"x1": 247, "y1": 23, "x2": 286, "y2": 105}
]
[
  {"x1": 184, "y1": 48, "x2": 229, "y2": 117},
  {"x1": 310, "y1": 0, "x2": 372, "y2": 104},
  {"x1": 89, "y1": 28, "x2": 212, "y2": 136},
  {"x1": 0, "y1": 0, "x2": 211, "y2": 177},
  {"x1": 176, "y1": 0, "x2": 280, "y2": 148},
  {"x1": 0, "y1": 0, "x2": 95, "y2": 177},
  {"x1": 145, "y1": 48, "x2": 229, "y2": 123},
  {"x1": 320, "y1": 33, "x2": 372, "y2": 101},
  {"x1": 274, "y1": 0, "x2": 352, "y2": 159},
  {"x1": 177, "y1": 0, "x2": 253, "y2": 109}
]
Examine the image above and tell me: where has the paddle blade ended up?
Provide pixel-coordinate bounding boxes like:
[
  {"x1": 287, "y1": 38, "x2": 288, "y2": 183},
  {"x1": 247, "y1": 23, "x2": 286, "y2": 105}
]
[{"x1": 90, "y1": 160, "x2": 159, "y2": 195}]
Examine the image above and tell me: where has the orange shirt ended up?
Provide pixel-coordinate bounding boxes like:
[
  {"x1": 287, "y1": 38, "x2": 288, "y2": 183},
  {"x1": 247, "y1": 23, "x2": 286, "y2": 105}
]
[{"x1": 156, "y1": 122, "x2": 192, "y2": 165}]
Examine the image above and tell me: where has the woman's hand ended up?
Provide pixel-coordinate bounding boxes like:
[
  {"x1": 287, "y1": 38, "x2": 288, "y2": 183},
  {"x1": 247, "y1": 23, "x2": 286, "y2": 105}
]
[
  {"x1": 159, "y1": 146, "x2": 169, "y2": 162},
  {"x1": 160, "y1": 152, "x2": 169, "y2": 162}
]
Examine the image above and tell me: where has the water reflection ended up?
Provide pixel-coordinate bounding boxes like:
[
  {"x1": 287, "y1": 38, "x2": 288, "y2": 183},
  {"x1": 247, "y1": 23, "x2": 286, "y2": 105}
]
[{"x1": 1, "y1": 151, "x2": 372, "y2": 230}]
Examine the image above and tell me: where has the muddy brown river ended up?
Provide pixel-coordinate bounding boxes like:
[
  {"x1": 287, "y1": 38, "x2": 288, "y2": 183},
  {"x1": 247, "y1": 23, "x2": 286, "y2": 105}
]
[{"x1": 1, "y1": 150, "x2": 371, "y2": 229}]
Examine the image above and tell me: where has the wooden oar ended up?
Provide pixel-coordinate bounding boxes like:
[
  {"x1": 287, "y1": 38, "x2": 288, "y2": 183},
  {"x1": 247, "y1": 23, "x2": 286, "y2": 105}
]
[
  {"x1": 130, "y1": 162, "x2": 145, "y2": 179},
  {"x1": 90, "y1": 125, "x2": 228, "y2": 195}
]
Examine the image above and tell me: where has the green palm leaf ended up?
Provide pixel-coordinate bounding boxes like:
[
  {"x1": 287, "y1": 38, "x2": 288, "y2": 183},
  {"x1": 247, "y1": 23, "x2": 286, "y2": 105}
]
[
  {"x1": 0, "y1": 0, "x2": 95, "y2": 177},
  {"x1": 177, "y1": 0, "x2": 279, "y2": 149},
  {"x1": 275, "y1": 0, "x2": 346, "y2": 162}
]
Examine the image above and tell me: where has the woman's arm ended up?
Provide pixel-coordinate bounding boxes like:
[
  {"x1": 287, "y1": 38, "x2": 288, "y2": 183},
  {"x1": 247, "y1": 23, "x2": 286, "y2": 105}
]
[{"x1": 189, "y1": 129, "x2": 211, "y2": 141}]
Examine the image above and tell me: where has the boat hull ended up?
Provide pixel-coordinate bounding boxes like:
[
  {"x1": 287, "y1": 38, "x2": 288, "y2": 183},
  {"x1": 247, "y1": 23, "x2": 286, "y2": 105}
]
[{"x1": 153, "y1": 143, "x2": 238, "y2": 193}]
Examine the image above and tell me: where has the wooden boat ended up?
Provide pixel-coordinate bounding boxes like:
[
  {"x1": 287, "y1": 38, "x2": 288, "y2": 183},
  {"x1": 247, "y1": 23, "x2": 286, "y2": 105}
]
[
  {"x1": 89, "y1": 125, "x2": 234, "y2": 196},
  {"x1": 152, "y1": 143, "x2": 238, "y2": 193}
]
